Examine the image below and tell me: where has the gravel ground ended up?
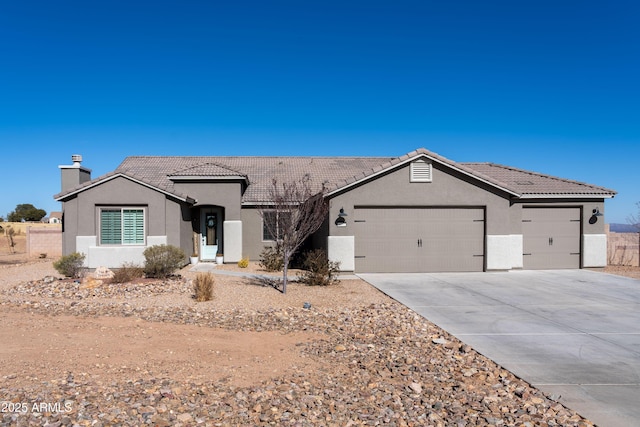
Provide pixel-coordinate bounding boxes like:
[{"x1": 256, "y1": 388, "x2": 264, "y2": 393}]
[{"x1": 0, "y1": 259, "x2": 607, "y2": 426}]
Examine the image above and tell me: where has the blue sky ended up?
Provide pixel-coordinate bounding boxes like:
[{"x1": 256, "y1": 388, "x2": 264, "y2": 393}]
[{"x1": 0, "y1": 0, "x2": 638, "y2": 223}]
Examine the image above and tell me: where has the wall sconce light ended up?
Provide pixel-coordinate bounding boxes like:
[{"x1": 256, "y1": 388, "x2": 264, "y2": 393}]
[
  {"x1": 335, "y1": 207, "x2": 348, "y2": 227},
  {"x1": 589, "y1": 207, "x2": 603, "y2": 224}
]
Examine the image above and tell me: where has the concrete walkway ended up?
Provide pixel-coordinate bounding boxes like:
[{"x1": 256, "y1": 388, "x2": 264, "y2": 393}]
[{"x1": 359, "y1": 270, "x2": 640, "y2": 427}]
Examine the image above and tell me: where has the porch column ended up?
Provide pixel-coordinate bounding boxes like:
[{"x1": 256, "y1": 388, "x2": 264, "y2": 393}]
[
  {"x1": 223, "y1": 220, "x2": 242, "y2": 263},
  {"x1": 328, "y1": 235, "x2": 355, "y2": 272}
]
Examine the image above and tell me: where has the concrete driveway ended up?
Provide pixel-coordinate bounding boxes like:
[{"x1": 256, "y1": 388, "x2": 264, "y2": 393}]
[{"x1": 359, "y1": 270, "x2": 640, "y2": 427}]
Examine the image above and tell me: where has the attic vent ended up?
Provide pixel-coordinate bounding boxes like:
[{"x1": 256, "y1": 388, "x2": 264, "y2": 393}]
[
  {"x1": 515, "y1": 180, "x2": 534, "y2": 185},
  {"x1": 410, "y1": 160, "x2": 432, "y2": 182}
]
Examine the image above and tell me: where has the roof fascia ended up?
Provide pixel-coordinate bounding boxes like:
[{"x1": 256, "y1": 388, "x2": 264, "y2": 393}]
[
  {"x1": 325, "y1": 152, "x2": 521, "y2": 198},
  {"x1": 55, "y1": 173, "x2": 195, "y2": 204},
  {"x1": 518, "y1": 193, "x2": 616, "y2": 199}
]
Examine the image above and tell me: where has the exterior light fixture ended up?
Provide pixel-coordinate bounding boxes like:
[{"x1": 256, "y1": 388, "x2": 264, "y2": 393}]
[
  {"x1": 335, "y1": 207, "x2": 348, "y2": 227},
  {"x1": 589, "y1": 207, "x2": 603, "y2": 224}
]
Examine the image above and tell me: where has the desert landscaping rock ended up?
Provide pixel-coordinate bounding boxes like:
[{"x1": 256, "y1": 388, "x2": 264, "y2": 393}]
[{"x1": 0, "y1": 260, "x2": 601, "y2": 426}]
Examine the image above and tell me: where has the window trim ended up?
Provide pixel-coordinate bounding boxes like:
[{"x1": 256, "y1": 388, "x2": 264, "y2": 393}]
[
  {"x1": 262, "y1": 210, "x2": 291, "y2": 242},
  {"x1": 99, "y1": 207, "x2": 146, "y2": 246}
]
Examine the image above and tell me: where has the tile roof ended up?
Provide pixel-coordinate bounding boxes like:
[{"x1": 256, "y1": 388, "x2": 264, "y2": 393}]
[
  {"x1": 461, "y1": 162, "x2": 617, "y2": 196},
  {"x1": 168, "y1": 162, "x2": 246, "y2": 177},
  {"x1": 55, "y1": 148, "x2": 616, "y2": 203},
  {"x1": 117, "y1": 155, "x2": 395, "y2": 203}
]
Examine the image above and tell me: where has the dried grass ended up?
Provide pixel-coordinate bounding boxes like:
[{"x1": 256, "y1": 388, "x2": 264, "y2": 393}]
[
  {"x1": 193, "y1": 272, "x2": 214, "y2": 302},
  {"x1": 111, "y1": 262, "x2": 145, "y2": 284}
]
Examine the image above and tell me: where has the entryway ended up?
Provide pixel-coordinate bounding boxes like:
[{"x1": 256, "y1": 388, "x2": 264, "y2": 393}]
[{"x1": 200, "y1": 207, "x2": 222, "y2": 261}]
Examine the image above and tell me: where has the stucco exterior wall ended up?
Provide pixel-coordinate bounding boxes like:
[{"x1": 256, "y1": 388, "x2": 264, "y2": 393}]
[
  {"x1": 327, "y1": 162, "x2": 513, "y2": 270},
  {"x1": 328, "y1": 162, "x2": 511, "y2": 236},
  {"x1": 240, "y1": 208, "x2": 272, "y2": 260},
  {"x1": 173, "y1": 181, "x2": 243, "y2": 219},
  {"x1": 61, "y1": 176, "x2": 192, "y2": 267}
]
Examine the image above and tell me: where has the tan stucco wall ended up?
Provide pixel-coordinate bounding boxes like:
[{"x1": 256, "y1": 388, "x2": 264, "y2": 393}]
[
  {"x1": 607, "y1": 226, "x2": 640, "y2": 266},
  {"x1": 27, "y1": 226, "x2": 62, "y2": 258}
]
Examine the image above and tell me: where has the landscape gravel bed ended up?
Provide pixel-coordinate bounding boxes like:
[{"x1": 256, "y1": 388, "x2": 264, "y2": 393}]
[{"x1": 0, "y1": 261, "x2": 596, "y2": 426}]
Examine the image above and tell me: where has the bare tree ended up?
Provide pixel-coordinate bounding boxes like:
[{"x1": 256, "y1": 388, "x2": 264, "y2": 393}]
[
  {"x1": 259, "y1": 174, "x2": 329, "y2": 293},
  {"x1": 626, "y1": 201, "x2": 640, "y2": 267},
  {"x1": 4, "y1": 226, "x2": 15, "y2": 254}
]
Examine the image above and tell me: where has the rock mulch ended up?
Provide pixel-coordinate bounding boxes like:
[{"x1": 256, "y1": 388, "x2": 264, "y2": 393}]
[
  {"x1": 0, "y1": 270, "x2": 595, "y2": 426},
  {"x1": 5, "y1": 275, "x2": 188, "y2": 300}
]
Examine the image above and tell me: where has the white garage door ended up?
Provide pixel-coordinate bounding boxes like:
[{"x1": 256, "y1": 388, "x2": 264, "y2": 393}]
[{"x1": 353, "y1": 207, "x2": 485, "y2": 273}]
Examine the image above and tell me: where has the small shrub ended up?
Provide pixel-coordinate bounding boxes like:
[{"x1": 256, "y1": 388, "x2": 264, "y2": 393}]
[
  {"x1": 193, "y1": 272, "x2": 214, "y2": 302},
  {"x1": 143, "y1": 244, "x2": 186, "y2": 278},
  {"x1": 53, "y1": 252, "x2": 86, "y2": 278},
  {"x1": 237, "y1": 257, "x2": 249, "y2": 268},
  {"x1": 259, "y1": 245, "x2": 284, "y2": 272},
  {"x1": 111, "y1": 262, "x2": 144, "y2": 284},
  {"x1": 297, "y1": 249, "x2": 341, "y2": 286}
]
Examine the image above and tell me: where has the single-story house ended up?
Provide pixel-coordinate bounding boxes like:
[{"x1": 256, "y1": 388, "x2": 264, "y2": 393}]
[
  {"x1": 54, "y1": 149, "x2": 616, "y2": 272},
  {"x1": 47, "y1": 212, "x2": 63, "y2": 224}
]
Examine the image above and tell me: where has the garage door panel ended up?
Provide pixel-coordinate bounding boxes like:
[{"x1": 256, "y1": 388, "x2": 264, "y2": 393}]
[
  {"x1": 523, "y1": 207, "x2": 581, "y2": 270},
  {"x1": 354, "y1": 207, "x2": 484, "y2": 273}
]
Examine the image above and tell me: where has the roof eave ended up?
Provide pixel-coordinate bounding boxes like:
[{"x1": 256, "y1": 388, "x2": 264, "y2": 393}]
[
  {"x1": 517, "y1": 193, "x2": 616, "y2": 199},
  {"x1": 54, "y1": 173, "x2": 195, "y2": 204},
  {"x1": 326, "y1": 151, "x2": 521, "y2": 198}
]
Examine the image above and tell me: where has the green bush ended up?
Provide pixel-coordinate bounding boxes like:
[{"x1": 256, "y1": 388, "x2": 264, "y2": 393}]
[
  {"x1": 259, "y1": 245, "x2": 284, "y2": 272},
  {"x1": 53, "y1": 252, "x2": 86, "y2": 278},
  {"x1": 193, "y1": 272, "x2": 214, "y2": 302},
  {"x1": 111, "y1": 262, "x2": 145, "y2": 284},
  {"x1": 143, "y1": 244, "x2": 186, "y2": 278},
  {"x1": 297, "y1": 249, "x2": 341, "y2": 286}
]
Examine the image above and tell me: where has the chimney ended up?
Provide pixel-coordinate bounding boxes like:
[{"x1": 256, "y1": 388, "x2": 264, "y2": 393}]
[{"x1": 59, "y1": 154, "x2": 92, "y2": 192}]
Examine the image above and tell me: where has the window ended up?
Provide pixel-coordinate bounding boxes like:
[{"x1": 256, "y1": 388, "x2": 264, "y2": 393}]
[
  {"x1": 100, "y1": 208, "x2": 145, "y2": 245},
  {"x1": 262, "y1": 211, "x2": 291, "y2": 241},
  {"x1": 410, "y1": 159, "x2": 432, "y2": 182}
]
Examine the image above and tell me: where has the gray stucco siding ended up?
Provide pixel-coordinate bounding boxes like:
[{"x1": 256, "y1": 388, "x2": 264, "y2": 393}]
[
  {"x1": 165, "y1": 199, "x2": 193, "y2": 256},
  {"x1": 328, "y1": 162, "x2": 511, "y2": 236},
  {"x1": 78, "y1": 177, "x2": 168, "y2": 237},
  {"x1": 239, "y1": 206, "x2": 329, "y2": 263},
  {"x1": 240, "y1": 207, "x2": 272, "y2": 261},
  {"x1": 173, "y1": 181, "x2": 243, "y2": 220},
  {"x1": 61, "y1": 196, "x2": 79, "y2": 254},
  {"x1": 61, "y1": 176, "x2": 194, "y2": 261}
]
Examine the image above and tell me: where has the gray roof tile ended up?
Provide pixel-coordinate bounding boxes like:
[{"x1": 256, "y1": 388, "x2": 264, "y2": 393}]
[
  {"x1": 462, "y1": 162, "x2": 617, "y2": 196},
  {"x1": 55, "y1": 149, "x2": 616, "y2": 202}
]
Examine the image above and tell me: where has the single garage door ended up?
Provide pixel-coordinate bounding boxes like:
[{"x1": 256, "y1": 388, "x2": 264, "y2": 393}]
[
  {"x1": 522, "y1": 207, "x2": 581, "y2": 269},
  {"x1": 353, "y1": 207, "x2": 485, "y2": 273}
]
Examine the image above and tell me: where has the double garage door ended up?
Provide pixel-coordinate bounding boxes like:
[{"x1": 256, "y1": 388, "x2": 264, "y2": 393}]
[
  {"x1": 354, "y1": 207, "x2": 485, "y2": 273},
  {"x1": 353, "y1": 206, "x2": 582, "y2": 273}
]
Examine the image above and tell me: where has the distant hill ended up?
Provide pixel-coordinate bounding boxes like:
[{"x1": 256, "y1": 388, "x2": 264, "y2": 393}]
[{"x1": 609, "y1": 223, "x2": 639, "y2": 233}]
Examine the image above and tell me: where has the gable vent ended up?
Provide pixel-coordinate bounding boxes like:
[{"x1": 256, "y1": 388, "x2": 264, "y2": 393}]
[{"x1": 410, "y1": 160, "x2": 432, "y2": 182}]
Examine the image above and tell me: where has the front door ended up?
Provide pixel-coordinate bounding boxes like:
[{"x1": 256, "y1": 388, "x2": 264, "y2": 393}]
[{"x1": 201, "y1": 210, "x2": 219, "y2": 261}]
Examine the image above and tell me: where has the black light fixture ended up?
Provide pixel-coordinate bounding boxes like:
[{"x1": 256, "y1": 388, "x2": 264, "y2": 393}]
[
  {"x1": 335, "y1": 207, "x2": 348, "y2": 227},
  {"x1": 589, "y1": 207, "x2": 604, "y2": 224}
]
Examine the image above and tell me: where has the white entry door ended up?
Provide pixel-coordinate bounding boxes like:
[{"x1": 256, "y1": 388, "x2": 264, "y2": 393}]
[{"x1": 201, "y1": 210, "x2": 219, "y2": 261}]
